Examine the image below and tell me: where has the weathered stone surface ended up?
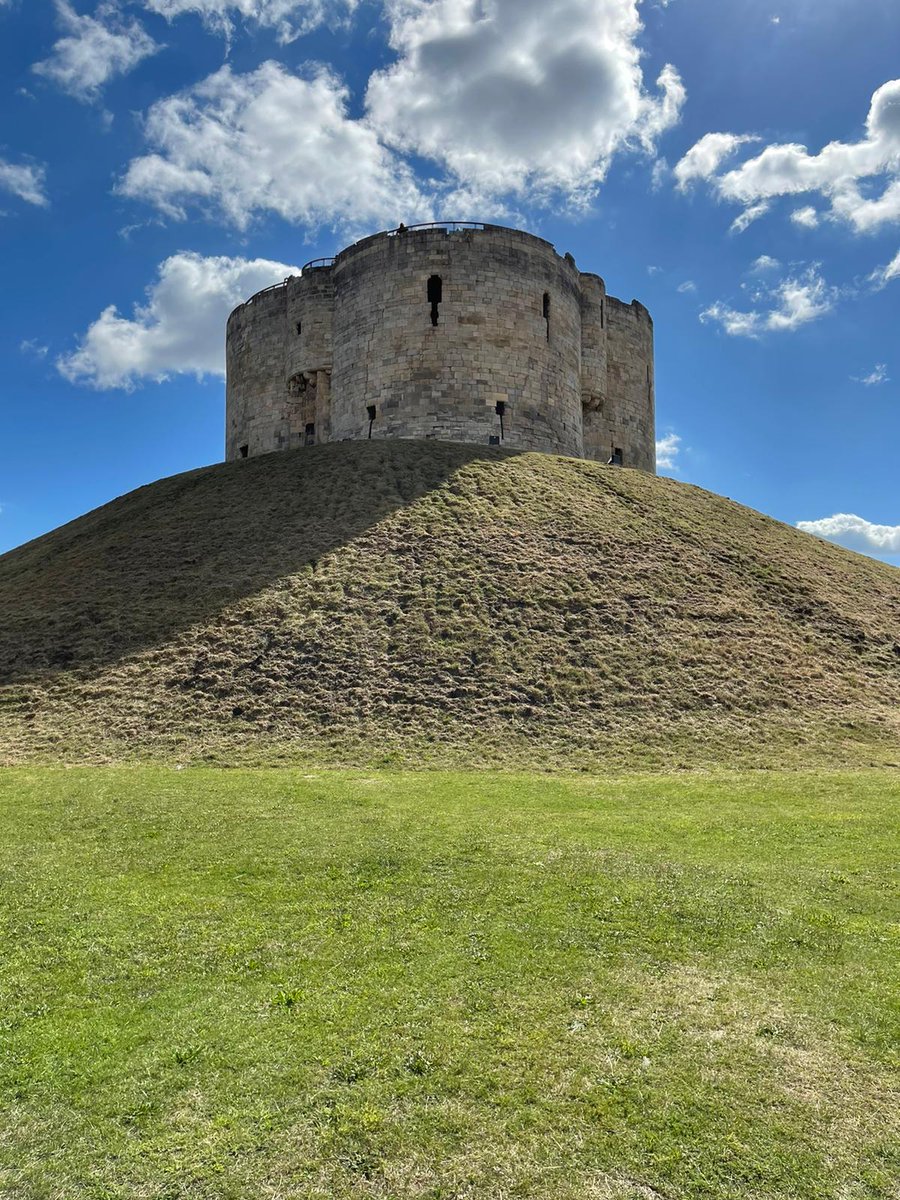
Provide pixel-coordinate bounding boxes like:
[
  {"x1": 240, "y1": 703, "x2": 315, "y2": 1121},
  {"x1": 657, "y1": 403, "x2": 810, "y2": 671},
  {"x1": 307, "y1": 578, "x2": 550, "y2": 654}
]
[{"x1": 225, "y1": 224, "x2": 655, "y2": 471}]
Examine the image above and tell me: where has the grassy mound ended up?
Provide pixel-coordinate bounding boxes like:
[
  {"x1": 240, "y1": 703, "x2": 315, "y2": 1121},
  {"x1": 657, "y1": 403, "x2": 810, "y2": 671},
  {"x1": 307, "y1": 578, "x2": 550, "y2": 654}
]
[
  {"x1": 1, "y1": 767, "x2": 897, "y2": 1199},
  {"x1": 1, "y1": 440, "x2": 898, "y2": 767}
]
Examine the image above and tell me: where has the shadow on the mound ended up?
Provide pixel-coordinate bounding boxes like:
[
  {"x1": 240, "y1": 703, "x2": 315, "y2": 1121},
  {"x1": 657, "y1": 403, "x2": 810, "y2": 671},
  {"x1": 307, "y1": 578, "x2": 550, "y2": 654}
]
[{"x1": 0, "y1": 440, "x2": 524, "y2": 685}]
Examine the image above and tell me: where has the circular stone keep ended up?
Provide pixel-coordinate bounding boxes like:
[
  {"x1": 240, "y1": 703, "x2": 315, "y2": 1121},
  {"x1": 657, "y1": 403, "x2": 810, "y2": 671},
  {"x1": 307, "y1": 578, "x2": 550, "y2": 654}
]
[{"x1": 225, "y1": 223, "x2": 655, "y2": 472}]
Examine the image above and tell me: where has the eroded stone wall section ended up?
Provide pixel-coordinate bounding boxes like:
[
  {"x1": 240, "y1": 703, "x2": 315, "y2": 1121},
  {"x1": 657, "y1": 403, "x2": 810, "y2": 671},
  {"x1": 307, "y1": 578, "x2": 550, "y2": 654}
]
[{"x1": 225, "y1": 225, "x2": 656, "y2": 472}]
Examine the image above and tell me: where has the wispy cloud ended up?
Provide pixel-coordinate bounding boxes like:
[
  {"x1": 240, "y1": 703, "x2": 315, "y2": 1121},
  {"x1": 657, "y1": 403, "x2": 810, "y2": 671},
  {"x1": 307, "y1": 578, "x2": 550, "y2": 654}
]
[
  {"x1": 142, "y1": 0, "x2": 356, "y2": 44},
  {"x1": 729, "y1": 200, "x2": 770, "y2": 234},
  {"x1": 33, "y1": 1, "x2": 160, "y2": 103},
  {"x1": 0, "y1": 157, "x2": 48, "y2": 208},
  {"x1": 869, "y1": 249, "x2": 900, "y2": 289},
  {"x1": 851, "y1": 363, "x2": 889, "y2": 386},
  {"x1": 701, "y1": 264, "x2": 836, "y2": 338}
]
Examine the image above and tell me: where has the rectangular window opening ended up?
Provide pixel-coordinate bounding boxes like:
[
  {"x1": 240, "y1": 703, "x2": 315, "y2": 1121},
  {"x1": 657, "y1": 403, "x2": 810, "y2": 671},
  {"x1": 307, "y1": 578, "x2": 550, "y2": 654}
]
[
  {"x1": 428, "y1": 275, "x2": 443, "y2": 327},
  {"x1": 543, "y1": 292, "x2": 551, "y2": 341},
  {"x1": 305, "y1": 423, "x2": 315, "y2": 446},
  {"x1": 239, "y1": 444, "x2": 249, "y2": 459},
  {"x1": 367, "y1": 404, "x2": 377, "y2": 439},
  {"x1": 296, "y1": 321, "x2": 302, "y2": 335}
]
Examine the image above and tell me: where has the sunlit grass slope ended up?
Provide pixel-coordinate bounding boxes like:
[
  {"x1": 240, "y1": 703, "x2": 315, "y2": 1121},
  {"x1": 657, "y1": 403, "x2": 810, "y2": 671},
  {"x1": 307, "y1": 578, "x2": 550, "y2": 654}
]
[
  {"x1": 0, "y1": 768, "x2": 897, "y2": 1199},
  {"x1": 1, "y1": 440, "x2": 899, "y2": 767}
]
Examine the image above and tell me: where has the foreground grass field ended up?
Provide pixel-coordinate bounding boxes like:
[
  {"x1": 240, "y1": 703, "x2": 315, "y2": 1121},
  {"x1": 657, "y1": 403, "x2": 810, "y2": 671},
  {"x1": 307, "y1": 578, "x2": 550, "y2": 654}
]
[{"x1": 0, "y1": 768, "x2": 897, "y2": 1199}]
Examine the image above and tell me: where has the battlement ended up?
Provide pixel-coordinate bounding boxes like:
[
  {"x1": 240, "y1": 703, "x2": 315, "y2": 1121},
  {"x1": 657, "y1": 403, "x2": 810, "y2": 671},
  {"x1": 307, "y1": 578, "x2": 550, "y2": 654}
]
[{"x1": 226, "y1": 223, "x2": 655, "y2": 471}]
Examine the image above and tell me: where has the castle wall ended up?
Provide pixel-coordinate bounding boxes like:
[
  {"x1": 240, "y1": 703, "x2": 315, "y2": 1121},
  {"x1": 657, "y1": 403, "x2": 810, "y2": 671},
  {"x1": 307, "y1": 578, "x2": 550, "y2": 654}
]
[
  {"x1": 579, "y1": 271, "x2": 609, "y2": 469},
  {"x1": 225, "y1": 225, "x2": 656, "y2": 472},
  {"x1": 284, "y1": 269, "x2": 334, "y2": 447},
  {"x1": 583, "y1": 296, "x2": 655, "y2": 472},
  {"x1": 329, "y1": 227, "x2": 584, "y2": 456},
  {"x1": 225, "y1": 286, "x2": 290, "y2": 460}
]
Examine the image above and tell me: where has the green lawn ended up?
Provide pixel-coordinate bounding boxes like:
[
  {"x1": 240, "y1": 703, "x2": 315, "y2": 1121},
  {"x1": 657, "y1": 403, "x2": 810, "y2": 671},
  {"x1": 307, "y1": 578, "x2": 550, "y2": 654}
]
[{"x1": 0, "y1": 768, "x2": 897, "y2": 1199}]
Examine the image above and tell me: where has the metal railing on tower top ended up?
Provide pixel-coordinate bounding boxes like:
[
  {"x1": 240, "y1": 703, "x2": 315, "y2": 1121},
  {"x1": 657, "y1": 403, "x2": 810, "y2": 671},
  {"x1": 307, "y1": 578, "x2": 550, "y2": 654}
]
[
  {"x1": 298, "y1": 222, "x2": 512, "y2": 272},
  {"x1": 240, "y1": 222, "x2": 526, "y2": 308}
]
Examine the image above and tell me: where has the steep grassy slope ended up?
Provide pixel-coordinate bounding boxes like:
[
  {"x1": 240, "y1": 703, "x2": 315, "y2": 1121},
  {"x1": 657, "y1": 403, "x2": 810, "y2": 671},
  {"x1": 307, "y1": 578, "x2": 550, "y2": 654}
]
[{"x1": 1, "y1": 440, "x2": 898, "y2": 767}]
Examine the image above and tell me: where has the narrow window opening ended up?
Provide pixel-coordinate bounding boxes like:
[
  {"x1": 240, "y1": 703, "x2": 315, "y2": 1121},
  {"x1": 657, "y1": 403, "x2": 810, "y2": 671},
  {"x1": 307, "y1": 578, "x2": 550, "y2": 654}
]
[
  {"x1": 600, "y1": 298, "x2": 605, "y2": 329},
  {"x1": 489, "y1": 435, "x2": 501, "y2": 446},
  {"x1": 608, "y1": 447, "x2": 623, "y2": 467},
  {"x1": 367, "y1": 404, "x2": 377, "y2": 439},
  {"x1": 495, "y1": 400, "x2": 506, "y2": 440},
  {"x1": 296, "y1": 321, "x2": 302, "y2": 335},
  {"x1": 305, "y1": 422, "x2": 315, "y2": 446},
  {"x1": 427, "y1": 275, "x2": 443, "y2": 326},
  {"x1": 239, "y1": 444, "x2": 249, "y2": 459},
  {"x1": 543, "y1": 292, "x2": 551, "y2": 341}
]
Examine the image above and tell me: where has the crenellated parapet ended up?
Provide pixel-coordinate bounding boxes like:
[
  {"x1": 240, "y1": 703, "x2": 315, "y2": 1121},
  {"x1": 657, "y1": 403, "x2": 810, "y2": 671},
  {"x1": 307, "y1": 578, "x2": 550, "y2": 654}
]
[{"x1": 225, "y1": 223, "x2": 655, "y2": 471}]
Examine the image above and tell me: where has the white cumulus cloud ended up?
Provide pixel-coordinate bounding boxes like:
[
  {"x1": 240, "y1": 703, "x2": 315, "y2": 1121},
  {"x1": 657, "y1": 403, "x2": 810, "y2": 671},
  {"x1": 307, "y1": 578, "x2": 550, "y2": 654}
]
[
  {"x1": 58, "y1": 251, "x2": 300, "y2": 389},
  {"x1": 790, "y1": 205, "x2": 819, "y2": 229},
  {"x1": 656, "y1": 431, "x2": 681, "y2": 471},
  {"x1": 750, "y1": 254, "x2": 781, "y2": 274},
  {"x1": 142, "y1": 0, "x2": 354, "y2": 43},
  {"x1": 33, "y1": 1, "x2": 160, "y2": 102},
  {"x1": 701, "y1": 264, "x2": 836, "y2": 338},
  {"x1": 366, "y1": 0, "x2": 685, "y2": 203},
  {"x1": 0, "y1": 157, "x2": 48, "y2": 207},
  {"x1": 673, "y1": 132, "x2": 759, "y2": 191},
  {"x1": 675, "y1": 79, "x2": 900, "y2": 234},
  {"x1": 119, "y1": 61, "x2": 430, "y2": 230},
  {"x1": 797, "y1": 514, "x2": 900, "y2": 557}
]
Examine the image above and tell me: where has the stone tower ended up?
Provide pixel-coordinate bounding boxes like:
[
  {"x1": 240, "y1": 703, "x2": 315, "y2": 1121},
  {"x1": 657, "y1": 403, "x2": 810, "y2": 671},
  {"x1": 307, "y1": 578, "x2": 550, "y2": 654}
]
[{"x1": 226, "y1": 223, "x2": 656, "y2": 471}]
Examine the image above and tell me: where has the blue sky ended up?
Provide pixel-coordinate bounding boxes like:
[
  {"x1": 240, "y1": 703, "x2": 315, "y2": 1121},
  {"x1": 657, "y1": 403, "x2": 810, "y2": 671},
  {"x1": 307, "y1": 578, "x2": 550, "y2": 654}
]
[{"x1": 1, "y1": 0, "x2": 898, "y2": 564}]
